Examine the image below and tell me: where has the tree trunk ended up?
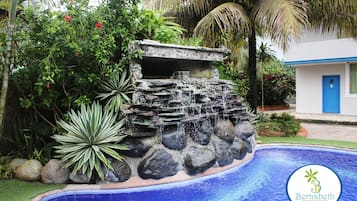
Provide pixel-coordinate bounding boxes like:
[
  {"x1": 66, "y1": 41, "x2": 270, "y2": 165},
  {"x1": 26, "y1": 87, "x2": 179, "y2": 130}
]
[
  {"x1": 247, "y1": 27, "x2": 257, "y2": 112},
  {"x1": 0, "y1": 0, "x2": 17, "y2": 138}
]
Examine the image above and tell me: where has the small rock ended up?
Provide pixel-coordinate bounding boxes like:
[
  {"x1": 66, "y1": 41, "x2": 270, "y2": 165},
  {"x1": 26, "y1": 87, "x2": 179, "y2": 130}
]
[
  {"x1": 184, "y1": 146, "x2": 216, "y2": 175},
  {"x1": 236, "y1": 121, "x2": 255, "y2": 140},
  {"x1": 41, "y1": 159, "x2": 69, "y2": 184},
  {"x1": 9, "y1": 158, "x2": 27, "y2": 170},
  {"x1": 119, "y1": 138, "x2": 151, "y2": 158},
  {"x1": 231, "y1": 138, "x2": 248, "y2": 160},
  {"x1": 15, "y1": 160, "x2": 42, "y2": 181},
  {"x1": 213, "y1": 139, "x2": 233, "y2": 167},
  {"x1": 214, "y1": 120, "x2": 236, "y2": 143},
  {"x1": 138, "y1": 149, "x2": 178, "y2": 179},
  {"x1": 100, "y1": 159, "x2": 131, "y2": 183},
  {"x1": 162, "y1": 125, "x2": 187, "y2": 150},
  {"x1": 69, "y1": 172, "x2": 90, "y2": 184}
]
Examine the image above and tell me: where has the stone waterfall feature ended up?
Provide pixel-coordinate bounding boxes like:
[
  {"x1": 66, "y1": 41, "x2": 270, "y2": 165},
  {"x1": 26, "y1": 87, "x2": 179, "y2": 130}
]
[{"x1": 113, "y1": 40, "x2": 255, "y2": 181}]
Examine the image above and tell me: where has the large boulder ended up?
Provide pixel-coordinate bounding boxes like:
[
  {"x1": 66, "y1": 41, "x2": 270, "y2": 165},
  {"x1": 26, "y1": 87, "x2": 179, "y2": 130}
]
[
  {"x1": 138, "y1": 149, "x2": 178, "y2": 179},
  {"x1": 9, "y1": 158, "x2": 27, "y2": 170},
  {"x1": 231, "y1": 138, "x2": 248, "y2": 160},
  {"x1": 119, "y1": 138, "x2": 151, "y2": 158},
  {"x1": 214, "y1": 120, "x2": 236, "y2": 143},
  {"x1": 15, "y1": 160, "x2": 42, "y2": 181},
  {"x1": 235, "y1": 121, "x2": 255, "y2": 140},
  {"x1": 100, "y1": 159, "x2": 131, "y2": 183},
  {"x1": 184, "y1": 146, "x2": 216, "y2": 175},
  {"x1": 189, "y1": 120, "x2": 213, "y2": 145},
  {"x1": 69, "y1": 172, "x2": 90, "y2": 184},
  {"x1": 213, "y1": 139, "x2": 233, "y2": 167},
  {"x1": 41, "y1": 159, "x2": 69, "y2": 184},
  {"x1": 162, "y1": 125, "x2": 187, "y2": 150}
]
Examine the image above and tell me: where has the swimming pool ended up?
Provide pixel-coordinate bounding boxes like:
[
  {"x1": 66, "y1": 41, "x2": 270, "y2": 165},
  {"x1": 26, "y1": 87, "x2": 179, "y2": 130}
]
[{"x1": 41, "y1": 146, "x2": 357, "y2": 201}]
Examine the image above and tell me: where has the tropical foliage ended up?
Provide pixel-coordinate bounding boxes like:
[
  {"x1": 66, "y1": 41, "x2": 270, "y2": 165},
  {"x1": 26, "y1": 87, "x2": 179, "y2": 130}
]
[
  {"x1": 257, "y1": 113, "x2": 301, "y2": 137},
  {"x1": 0, "y1": 0, "x2": 186, "y2": 157},
  {"x1": 97, "y1": 70, "x2": 133, "y2": 112},
  {"x1": 137, "y1": 10, "x2": 185, "y2": 43},
  {"x1": 53, "y1": 102, "x2": 128, "y2": 180},
  {"x1": 163, "y1": 0, "x2": 357, "y2": 111},
  {"x1": 165, "y1": 0, "x2": 309, "y2": 112},
  {"x1": 258, "y1": 61, "x2": 295, "y2": 106}
]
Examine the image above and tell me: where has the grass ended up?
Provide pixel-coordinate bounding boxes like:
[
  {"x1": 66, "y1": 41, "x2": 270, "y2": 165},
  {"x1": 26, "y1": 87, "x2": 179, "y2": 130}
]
[
  {"x1": 0, "y1": 179, "x2": 64, "y2": 201},
  {"x1": 258, "y1": 136, "x2": 357, "y2": 149}
]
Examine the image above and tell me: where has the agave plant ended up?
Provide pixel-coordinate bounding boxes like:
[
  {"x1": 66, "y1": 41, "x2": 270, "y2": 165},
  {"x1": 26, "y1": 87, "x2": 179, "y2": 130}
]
[
  {"x1": 53, "y1": 102, "x2": 128, "y2": 180},
  {"x1": 97, "y1": 71, "x2": 133, "y2": 113}
]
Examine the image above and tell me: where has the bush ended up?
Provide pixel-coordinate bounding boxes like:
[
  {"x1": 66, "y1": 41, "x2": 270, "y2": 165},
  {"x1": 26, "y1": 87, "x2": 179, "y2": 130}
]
[
  {"x1": 2, "y1": 0, "x2": 141, "y2": 157},
  {"x1": 257, "y1": 113, "x2": 300, "y2": 137},
  {"x1": 258, "y1": 61, "x2": 295, "y2": 105},
  {"x1": 53, "y1": 102, "x2": 128, "y2": 180},
  {"x1": 0, "y1": 156, "x2": 14, "y2": 179}
]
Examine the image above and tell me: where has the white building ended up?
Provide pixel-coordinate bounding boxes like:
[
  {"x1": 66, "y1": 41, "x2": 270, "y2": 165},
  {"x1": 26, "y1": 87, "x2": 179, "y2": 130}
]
[{"x1": 285, "y1": 37, "x2": 357, "y2": 116}]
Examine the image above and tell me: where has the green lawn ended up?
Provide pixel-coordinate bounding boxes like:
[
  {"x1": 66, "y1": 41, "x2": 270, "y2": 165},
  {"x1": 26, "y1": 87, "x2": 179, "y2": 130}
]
[
  {"x1": 0, "y1": 179, "x2": 64, "y2": 201},
  {"x1": 258, "y1": 136, "x2": 357, "y2": 149}
]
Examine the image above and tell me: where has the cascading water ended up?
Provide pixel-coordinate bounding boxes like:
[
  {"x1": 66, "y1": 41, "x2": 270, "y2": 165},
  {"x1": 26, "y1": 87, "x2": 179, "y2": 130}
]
[{"x1": 114, "y1": 40, "x2": 257, "y2": 181}]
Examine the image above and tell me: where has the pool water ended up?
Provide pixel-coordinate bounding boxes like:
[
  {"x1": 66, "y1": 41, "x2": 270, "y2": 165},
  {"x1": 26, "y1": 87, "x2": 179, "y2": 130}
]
[{"x1": 42, "y1": 146, "x2": 357, "y2": 201}]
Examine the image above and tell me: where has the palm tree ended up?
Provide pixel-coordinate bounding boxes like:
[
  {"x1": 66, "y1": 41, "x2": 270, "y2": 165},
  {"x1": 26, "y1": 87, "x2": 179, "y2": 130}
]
[
  {"x1": 0, "y1": 0, "x2": 18, "y2": 137},
  {"x1": 168, "y1": 0, "x2": 309, "y2": 112},
  {"x1": 165, "y1": 0, "x2": 357, "y2": 111}
]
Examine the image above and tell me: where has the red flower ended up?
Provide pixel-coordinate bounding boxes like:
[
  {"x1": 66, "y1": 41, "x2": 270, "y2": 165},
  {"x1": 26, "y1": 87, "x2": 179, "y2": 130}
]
[
  {"x1": 64, "y1": 15, "x2": 71, "y2": 22},
  {"x1": 46, "y1": 82, "x2": 51, "y2": 90},
  {"x1": 96, "y1": 21, "x2": 103, "y2": 29}
]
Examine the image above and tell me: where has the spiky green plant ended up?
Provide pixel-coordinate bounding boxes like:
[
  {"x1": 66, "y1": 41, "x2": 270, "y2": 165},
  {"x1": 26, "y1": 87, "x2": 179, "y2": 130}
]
[
  {"x1": 97, "y1": 71, "x2": 133, "y2": 113},
  {"x1": 53, "y1": 102, "x2": 128, "y2": 180}
]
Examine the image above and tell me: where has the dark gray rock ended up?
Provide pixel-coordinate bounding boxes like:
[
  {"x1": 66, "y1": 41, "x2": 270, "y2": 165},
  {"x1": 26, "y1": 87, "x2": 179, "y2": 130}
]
[
  {"x1": 245, "y1": 139, "x2": 253, "y2": 153},
  {"x1": 69, "y1": 172, "x2": 90, "y2": 184},
  {"x1": 119, "y1": 138, "x2": 151, "y2": 158},
  {"x1": 214, "y1": 120, "x2": 236, "y2": 143},
  {"x1": 213, "y1": 139, "x2": 233, "y2": 167},
  {"x1": 101, "y1": 159, "x2": 131, "y2": 183},
  {"x1": 184, "y1": 146, "x2": 216, "y2": 175},
  {"x1": 41, "y1": 159, "x2": 69, "y2": 184},
  {"x1": 189, "y1": 120, "x2": 213, "y2": 145},
  {"x1": 231, "y1": 138, "x2": 248, "y2": 160},
  {"x1": 138, "y1": 149, "x2": 178, "y2": 179},
  {"x1": 247, "y1": 136, "x2": 256, "y2": 151},
  {"x1": 236, "y1": 121, "x2": 255, "y2": 140},
  {"x1": 162, "y1": 125, "x2": 187, "y2": 150}
]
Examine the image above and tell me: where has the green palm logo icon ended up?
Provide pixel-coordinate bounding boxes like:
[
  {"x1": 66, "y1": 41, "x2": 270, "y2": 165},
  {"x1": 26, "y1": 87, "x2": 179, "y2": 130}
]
[{"x1": 304, "y1": 168, "x2": 321, "y2": 193}]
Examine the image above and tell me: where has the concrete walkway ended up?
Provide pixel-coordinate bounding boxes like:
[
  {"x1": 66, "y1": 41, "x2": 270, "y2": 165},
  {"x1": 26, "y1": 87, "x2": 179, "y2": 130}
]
[
  {"x1": 261, "y1": 105, "x2": 357, "y2": 143},
  {"x1": 302, "y1": 123, "x2": 357, "y2": 143}
]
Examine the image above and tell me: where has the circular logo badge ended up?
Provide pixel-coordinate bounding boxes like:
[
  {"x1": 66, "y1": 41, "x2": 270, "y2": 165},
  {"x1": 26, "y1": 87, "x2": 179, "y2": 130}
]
[{"x1": 287, "y1": 165, "x2": 341, "y2": 201}]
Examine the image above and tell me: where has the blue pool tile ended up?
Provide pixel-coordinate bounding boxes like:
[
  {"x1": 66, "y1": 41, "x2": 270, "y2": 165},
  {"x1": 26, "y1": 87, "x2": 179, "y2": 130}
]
[{"x1": 94, "y1": 193, "x2": 112, "y2": 201}]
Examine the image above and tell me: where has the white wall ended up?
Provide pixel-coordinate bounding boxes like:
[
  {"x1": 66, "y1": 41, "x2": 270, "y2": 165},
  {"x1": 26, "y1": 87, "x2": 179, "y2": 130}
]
[
  {"x1": 296, "y1": 63, "x2": 357, "y2": 116},
  {"x1": 285, "y1": 38, "x2": 357, "y2": 62}
]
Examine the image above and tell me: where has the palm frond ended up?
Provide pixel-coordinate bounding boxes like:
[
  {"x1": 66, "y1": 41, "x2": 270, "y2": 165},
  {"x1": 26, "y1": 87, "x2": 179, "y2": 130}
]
[
  {"x1": 193, "y1": 2, "x2": 250, "y2": 47},
  {"x1": 254, "y1": 0, "x2": 309, "y2": 50},
  {"x1": 306, "y1": 0, "x2": 357, "y2": 38}
]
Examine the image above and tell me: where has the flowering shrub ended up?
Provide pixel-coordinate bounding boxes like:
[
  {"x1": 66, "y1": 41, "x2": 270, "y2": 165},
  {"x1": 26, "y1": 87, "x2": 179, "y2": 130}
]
[
  {"x1": 13, "y1": 1, "x2": 140, "y2": 117},
  {"x1": 258, "y1": 62, "x2": 295, "y2": 105}
]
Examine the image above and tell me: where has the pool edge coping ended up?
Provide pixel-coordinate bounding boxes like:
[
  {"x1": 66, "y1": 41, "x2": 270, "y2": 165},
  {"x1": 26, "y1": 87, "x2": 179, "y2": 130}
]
[{"x1": 32, "y1": 143, "x2": 357, "y2": 201}]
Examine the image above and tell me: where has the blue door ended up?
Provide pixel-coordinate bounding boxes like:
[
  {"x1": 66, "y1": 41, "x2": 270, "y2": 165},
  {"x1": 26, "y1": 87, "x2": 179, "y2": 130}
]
[{"x1": 323, "y1": 75, "x2": 340, "y2": 113}]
